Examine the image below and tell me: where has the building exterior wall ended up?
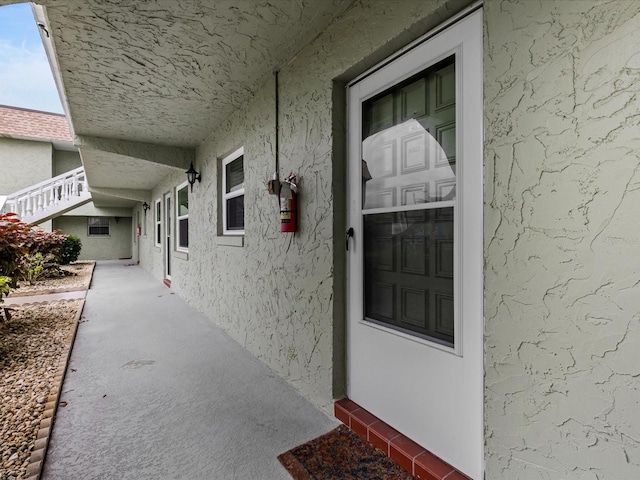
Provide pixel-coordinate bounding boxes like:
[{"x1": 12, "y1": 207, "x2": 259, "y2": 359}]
[
  {"x1": 0, "y1": 138, "x2": 52, "y2": 193},
  {"x1": 128, "y1": 1, "x2": 640, "y2": 477},
  {"x1": 137, "y1": 0, "x2": 474, "y2": 410},
  {"x1": 53, "y1": 148, "x2": 82, "y2": 176},
  {"x1": 53, "y1": 215, "x2": 132, "y2": 261},
  {"x1": 140, "y1": 170, "x2": 189, "y2": 282},
  {"x1": 484, "y1": 1, "x2": 640, "y2": 478}
]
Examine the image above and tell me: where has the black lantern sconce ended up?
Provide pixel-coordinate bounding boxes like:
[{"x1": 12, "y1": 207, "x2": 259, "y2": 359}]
[
  {"x1": 185, "y1": 162, "x2": 201, "y2": 192},
  {"x1": 142, "y1": 202, "x2": 151, "y2": 212}
]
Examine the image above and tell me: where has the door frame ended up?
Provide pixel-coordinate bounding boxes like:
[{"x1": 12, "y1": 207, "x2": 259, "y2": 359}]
[
  {"x1": 345, "y1": 8, "x2": 484, "y2": 479},
  {"x1": 163, "y1": 192, "x2": 172, "y2": 280}
]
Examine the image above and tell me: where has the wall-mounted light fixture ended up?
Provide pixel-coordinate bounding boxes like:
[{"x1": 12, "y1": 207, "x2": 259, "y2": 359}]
[
  {"x1": 185, "y1": 162, "x2": 201, "y2": 192},
  {"x1": 142, "y1": 202, "x2": 150, "y2": 212}
]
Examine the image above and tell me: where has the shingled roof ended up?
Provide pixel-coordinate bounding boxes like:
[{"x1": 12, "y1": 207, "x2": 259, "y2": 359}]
[{"x1": 0, "y1": 105, "x2": 72, "y2": 143}]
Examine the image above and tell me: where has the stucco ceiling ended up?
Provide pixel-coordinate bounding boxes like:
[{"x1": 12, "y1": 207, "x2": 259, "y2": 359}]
[
  {"x1": 80, "y1": 149, "x2": 178, "y2": 191},
  {"x1": 41, "y1": 0, "x2": 353, "y2": 147},
  {"x1": 9, "y1": 0, "x2": 354, "y2": 206}
]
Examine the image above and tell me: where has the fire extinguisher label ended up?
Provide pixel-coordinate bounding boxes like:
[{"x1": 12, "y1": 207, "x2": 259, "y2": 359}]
[
  {"x1": 280, "y1": 196, "x2": 291, "y2": 222},
  {"x1": 281, "y1": 205, "x2": 291, "y2": 222}
]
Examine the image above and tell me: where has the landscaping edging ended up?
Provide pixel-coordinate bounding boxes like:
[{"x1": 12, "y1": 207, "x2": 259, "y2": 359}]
[{"x1": 8, "y1": 285, "x2": 90, "y2": 298}]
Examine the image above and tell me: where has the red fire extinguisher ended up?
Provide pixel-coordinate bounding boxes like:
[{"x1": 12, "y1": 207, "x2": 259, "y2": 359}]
[{"x1": 280, "y1": 174, "x2": 298, "y2": 233}]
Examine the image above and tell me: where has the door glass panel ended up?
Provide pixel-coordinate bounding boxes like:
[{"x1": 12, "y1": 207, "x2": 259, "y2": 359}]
[
  {"x1": 361, "y1": 55, "x2": 455, "y2": 345},
  {"x1": 362, "y1": 56, "x2": 456, "y2": 210},
  {"x1": 364, "y1": 209, "x2": 454, "y2": 344}
]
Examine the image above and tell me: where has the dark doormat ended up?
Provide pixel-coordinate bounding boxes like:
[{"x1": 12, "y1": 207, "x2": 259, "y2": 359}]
[{"x1": 278, "y1": 425, "x2": 414, "y2": 480}]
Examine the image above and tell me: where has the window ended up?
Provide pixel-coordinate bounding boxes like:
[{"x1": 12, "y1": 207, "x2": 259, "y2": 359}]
[
  {"x1": 176, "y1": 182, "x2": 189, "y2": 251},
  {"x1": 88, "y1": 217, "x2": 109, "y2": 236},
  {"x1": 155, "y1": 199, "x2": 162, "y2": 247},
  {"x1": 222, "y1": 147, "x2": 244, "y2": 235}
]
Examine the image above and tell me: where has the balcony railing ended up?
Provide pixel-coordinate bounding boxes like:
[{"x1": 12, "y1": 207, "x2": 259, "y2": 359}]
[{"x1": 1, "y1": 167, "x2": 92, "y2": 225}]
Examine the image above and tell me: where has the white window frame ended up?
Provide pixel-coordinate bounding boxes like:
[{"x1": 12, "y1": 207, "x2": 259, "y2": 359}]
[
  {"x1": 221, "y1": 147, "x2": 245, "y2": 236},
  {"x1": 154, "y1": 198, "x2": 162, "y2": 247},
  {"x1": 175, "y1": 181, "x2": 189, "y2": 253},
  {"x1": 87, "y1": 217, "x2": 110, "y2": 237}
]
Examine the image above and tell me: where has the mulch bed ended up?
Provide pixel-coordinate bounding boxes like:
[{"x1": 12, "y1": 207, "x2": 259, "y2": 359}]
[
  {"x1": 278, "y1": 424, "x2": 414, "y2": 480},
  {"x1": 0, "y1": 262, "x2": 93, "y2": 480},
  {"x1": 0, "y1": 300, "x2": 82, "y2": 480}
]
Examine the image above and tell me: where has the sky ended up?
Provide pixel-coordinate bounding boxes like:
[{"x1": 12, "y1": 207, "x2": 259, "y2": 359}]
[{"x1": 0, "y1": 3, "x2": 63, "y2": 114}]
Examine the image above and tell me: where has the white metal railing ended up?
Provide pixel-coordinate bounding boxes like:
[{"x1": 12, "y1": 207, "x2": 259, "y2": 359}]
[{"x1": 1, "y1": 167, "x2": 89, "y2": 222}]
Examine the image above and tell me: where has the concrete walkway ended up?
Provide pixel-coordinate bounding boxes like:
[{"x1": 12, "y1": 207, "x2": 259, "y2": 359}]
[{"x1": 41, "y1": 260, "x2": 338, "y2": 480}]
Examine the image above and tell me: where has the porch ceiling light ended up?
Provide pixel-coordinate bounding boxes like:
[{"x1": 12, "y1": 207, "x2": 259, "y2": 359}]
[{"x1": 185, "y1": 162, "x2": 201, "y2": 192}]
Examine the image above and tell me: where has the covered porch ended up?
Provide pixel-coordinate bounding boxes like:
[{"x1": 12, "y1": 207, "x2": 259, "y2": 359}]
[{"x1": 41, "y1": 260, "x2": 338, "y2": 479}]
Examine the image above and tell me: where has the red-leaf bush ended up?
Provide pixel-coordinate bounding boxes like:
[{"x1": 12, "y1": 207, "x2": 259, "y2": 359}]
[{"x1": 0, "y1": 213, "x2": 67, "y2": 288}]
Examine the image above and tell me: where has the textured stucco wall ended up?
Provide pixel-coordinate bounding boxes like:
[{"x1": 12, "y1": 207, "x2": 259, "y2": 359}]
[
  {"x1": 136, "y1": 0, "x2": 473, "y2": 410},
  {"x1": 53, "y1": 215, "x2": 132, "y2": 260},
  {"x1": 0, "y1": 138, "x2": 52, "y2": 194},
  {"x1": 484, "y1": 1, "x2": 640, "y2": 478},
  {"x1": 53, "y1": 149, "x2": 81, "y2": 176},
  {"x1": 63, "y1": 204, "x2": 132, "y2": 219},
  {"x1": 141, "y1": 170, "x2": 190, "y2": 282}
]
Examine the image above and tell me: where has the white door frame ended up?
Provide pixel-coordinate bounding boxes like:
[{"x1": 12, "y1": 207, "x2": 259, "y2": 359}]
[
  {"x1": 163, "y1": 192, "x2": 172, "y2": 280},
  {"x1": 346, "y1": 9, "x2": 484, "y2": 479}
]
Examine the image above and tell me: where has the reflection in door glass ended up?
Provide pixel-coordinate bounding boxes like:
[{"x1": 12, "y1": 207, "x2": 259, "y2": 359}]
[
  {"x1": 362, "y1": 56, "x2": 456, "y2": 210},
  {"x1": 364, "y1": 209, "x2": 453, "y2": 344},
  {"x1": 361, "y1": 55, "x2": 455, "y2": 345},
  {"x1": 362, "y1": 119, "x2": 455, "y2": 209}
]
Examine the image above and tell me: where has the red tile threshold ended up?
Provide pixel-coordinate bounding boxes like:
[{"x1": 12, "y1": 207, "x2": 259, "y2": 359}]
[{"x1": 334, "y1": 398, "x2": 471, "y2": 480}]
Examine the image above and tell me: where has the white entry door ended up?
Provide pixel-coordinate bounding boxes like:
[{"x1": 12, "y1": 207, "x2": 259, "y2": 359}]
[
  {"x1": 346, "y1": 10, "x2": 483, "y2": 479},
  {"x1": 164, "y1": 193, "x2": 172, "y2": 280}
]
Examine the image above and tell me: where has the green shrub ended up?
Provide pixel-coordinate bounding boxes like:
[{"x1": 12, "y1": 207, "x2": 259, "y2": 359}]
[
  {"x1": 0, "y1": 275, "x2": 10, "y2": 323},
  {"x1": 21, "y1": 253, "x2": 62, "y2": 285},
  {"x1": 59, "y1": 234, "x2": 82, "y2": 265},
  {"x1": 0, "y1": 275, "x2": 10, "y2": 304}
]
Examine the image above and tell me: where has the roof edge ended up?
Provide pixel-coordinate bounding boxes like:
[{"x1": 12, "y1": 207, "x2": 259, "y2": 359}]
[
  {"x1": 31, "y1": 4, "x2": 75, "y2": 136},
  {"x1": 0, "y1": 104, "x2": 66, "y2": 117},
  {"x1": 0, "y1": 133, "x2": 76, "y2": 151}
]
